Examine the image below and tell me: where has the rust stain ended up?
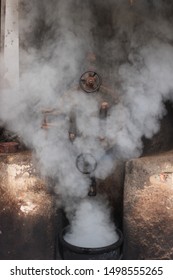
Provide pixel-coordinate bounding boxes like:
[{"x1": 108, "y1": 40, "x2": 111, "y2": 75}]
[{"x1": 150, "y1": 172, "x2": 173, "y2": 187}]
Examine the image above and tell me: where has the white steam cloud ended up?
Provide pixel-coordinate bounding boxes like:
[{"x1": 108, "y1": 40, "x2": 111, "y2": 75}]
[
  {"x1": 64, "y1": 197, "x2": 119, "y2": 248},
  {"x1": 0, "y1": 0, "x2": 173, "y2": 247}
]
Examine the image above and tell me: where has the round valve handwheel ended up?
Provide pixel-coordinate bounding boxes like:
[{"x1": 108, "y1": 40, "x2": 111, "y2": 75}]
[
  {"x1": 76, "y1": 153, "x2": 97, "y2": 174},
  {"x1": 79, "y1": 71, "x2": 102, "y2": 93}
]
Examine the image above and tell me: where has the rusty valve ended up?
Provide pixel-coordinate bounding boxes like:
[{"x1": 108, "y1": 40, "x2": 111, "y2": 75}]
[{"x1": 79, "y1": 71, "x2": 102, "y2": 93}]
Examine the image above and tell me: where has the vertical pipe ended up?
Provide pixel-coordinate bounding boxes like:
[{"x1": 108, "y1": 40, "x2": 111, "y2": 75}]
[
  {"x1": 0, "y1": 0, "x2": 6, "y2": 84},
  {"x1": 69, "y1": 112, "x2": 77, "y2": 143},
  {"x1": 88, "y1": 177, "x2": 97, "y2": 196},
  {"x1": 0, "y1": 0, "x2": 6, "y2": 53},
  {"x1": 129, "y1": 0, "x2": 134, "y2": 6},
  {"x1": 99, "y1": 102, "x2": 109, "y2": 143}
]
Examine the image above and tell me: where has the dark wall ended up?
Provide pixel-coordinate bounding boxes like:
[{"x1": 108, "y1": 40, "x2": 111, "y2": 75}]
[{"x1": 142, "y1": 101, "x2": 173, "y2": 156}]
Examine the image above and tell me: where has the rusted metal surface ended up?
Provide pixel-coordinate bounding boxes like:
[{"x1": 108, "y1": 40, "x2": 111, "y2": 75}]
[
  {"x1": 123, "y1": 151, "x2": 173, "y2": 259},
  {"x1": 0, "y1": 142, "x2": 19, "y2": 153},
  {"x1": 68, "y1": 112, "x2": 77, "y2": 142},
  {"x1": 129, "y1": 0, "x2": 135, "y2": 6},
  {"x1": 79, "y1": 71, "x2": 102, "y2": 93},
  {"x1": 69, "y1": 132, "x2": 76, "y2": 143},
  {"x1": 0, "y1": 152, "x2": 55, "y2": 259},
  {"x1": 3, "y1": 0, "x2": 19, "y2": 87},
  {"x1": 41, "y1": 64, "x2": 119, "y2": 140},
  {"x1": 88, "y1": 177, "x2": 97, "y2": 197},
  {"x1": 99, "y1": 102, "x2": 109, "y2": 119}
]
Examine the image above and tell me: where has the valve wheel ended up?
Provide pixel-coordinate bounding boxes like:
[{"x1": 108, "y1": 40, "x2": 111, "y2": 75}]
[
  {"x1": 79, "y1": 71, "x2": 102, "y2": 93},
  {"x1": 76, "y1": 153, "x2": 97, "y2": 174}
]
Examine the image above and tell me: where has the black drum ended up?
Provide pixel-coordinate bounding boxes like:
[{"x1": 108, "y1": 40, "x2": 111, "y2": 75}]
[{"x1": 58, "y1": 226, "x2": 123, "y2": 260}]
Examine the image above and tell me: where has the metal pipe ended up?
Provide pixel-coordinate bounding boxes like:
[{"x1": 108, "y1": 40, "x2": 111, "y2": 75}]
[
  {"x1": 99, "y1": 102, "x2": 109, "y2": 143},
  {"x1": 69, "y1": 112, "x2": 77, "y2": 143},
  {"x1": 99, "y1": 102, "x2": 109, "y2": 119},
  {"x1": 88, "y1": 177, "x2": 97, "y2": 196}
]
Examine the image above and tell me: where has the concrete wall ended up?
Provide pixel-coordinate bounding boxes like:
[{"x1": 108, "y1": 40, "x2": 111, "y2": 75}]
[
  {"x1": 0, "y1": 0, "x2": 5, "y2": 52},
  {"x1": 123, "y1": 151, "x2": 173, "y2": 259},
  {"x1": 0, "y1": 152, "x2": 55, "y2": 259}
]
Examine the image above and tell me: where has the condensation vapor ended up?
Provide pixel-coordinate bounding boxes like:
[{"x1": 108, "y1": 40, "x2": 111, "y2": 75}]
[
  {"x1": 64, "y1": 197, "x2": 119, "y2": 248},
  {"x1": 0, "y1": 0, "x2": 173, "y2": 247}
]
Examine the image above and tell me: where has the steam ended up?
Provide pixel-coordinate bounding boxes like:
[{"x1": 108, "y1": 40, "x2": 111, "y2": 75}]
[
  {"x1": 64, "y1": 197, "x2": 119, "y2": 248},
  {"x1": 0, "y1": 0, "x2": 173, "y2": 247}
]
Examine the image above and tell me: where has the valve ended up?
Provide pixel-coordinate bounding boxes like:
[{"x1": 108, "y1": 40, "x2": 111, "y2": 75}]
[
  {"x1": 79, "y1": 71, "x2": 102, "y2": 93},
  {"x1": 76, "y1": 153, "x2": 97, "y2": 175}
]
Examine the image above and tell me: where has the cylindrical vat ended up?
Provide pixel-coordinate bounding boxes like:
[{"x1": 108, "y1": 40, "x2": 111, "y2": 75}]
[{"x1": 58, "y1": 226, "x2": 123, "y2": 260}]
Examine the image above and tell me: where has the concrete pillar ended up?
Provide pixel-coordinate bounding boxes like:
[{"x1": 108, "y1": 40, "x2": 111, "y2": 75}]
[
  {"x1": 123, "y1": 151, "x2": 173, "y2": 259},
  {"x1": 0, "y1": 152, "x2": 56, "y2": 259},
  {"x1": 3, "y1": 0, "x2": 19, "y2": 88}
]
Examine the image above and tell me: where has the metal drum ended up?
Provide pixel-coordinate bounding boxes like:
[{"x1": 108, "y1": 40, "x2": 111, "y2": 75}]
[{"x1": 58, "y1": 226, "x2": 123, "y2": 260}]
